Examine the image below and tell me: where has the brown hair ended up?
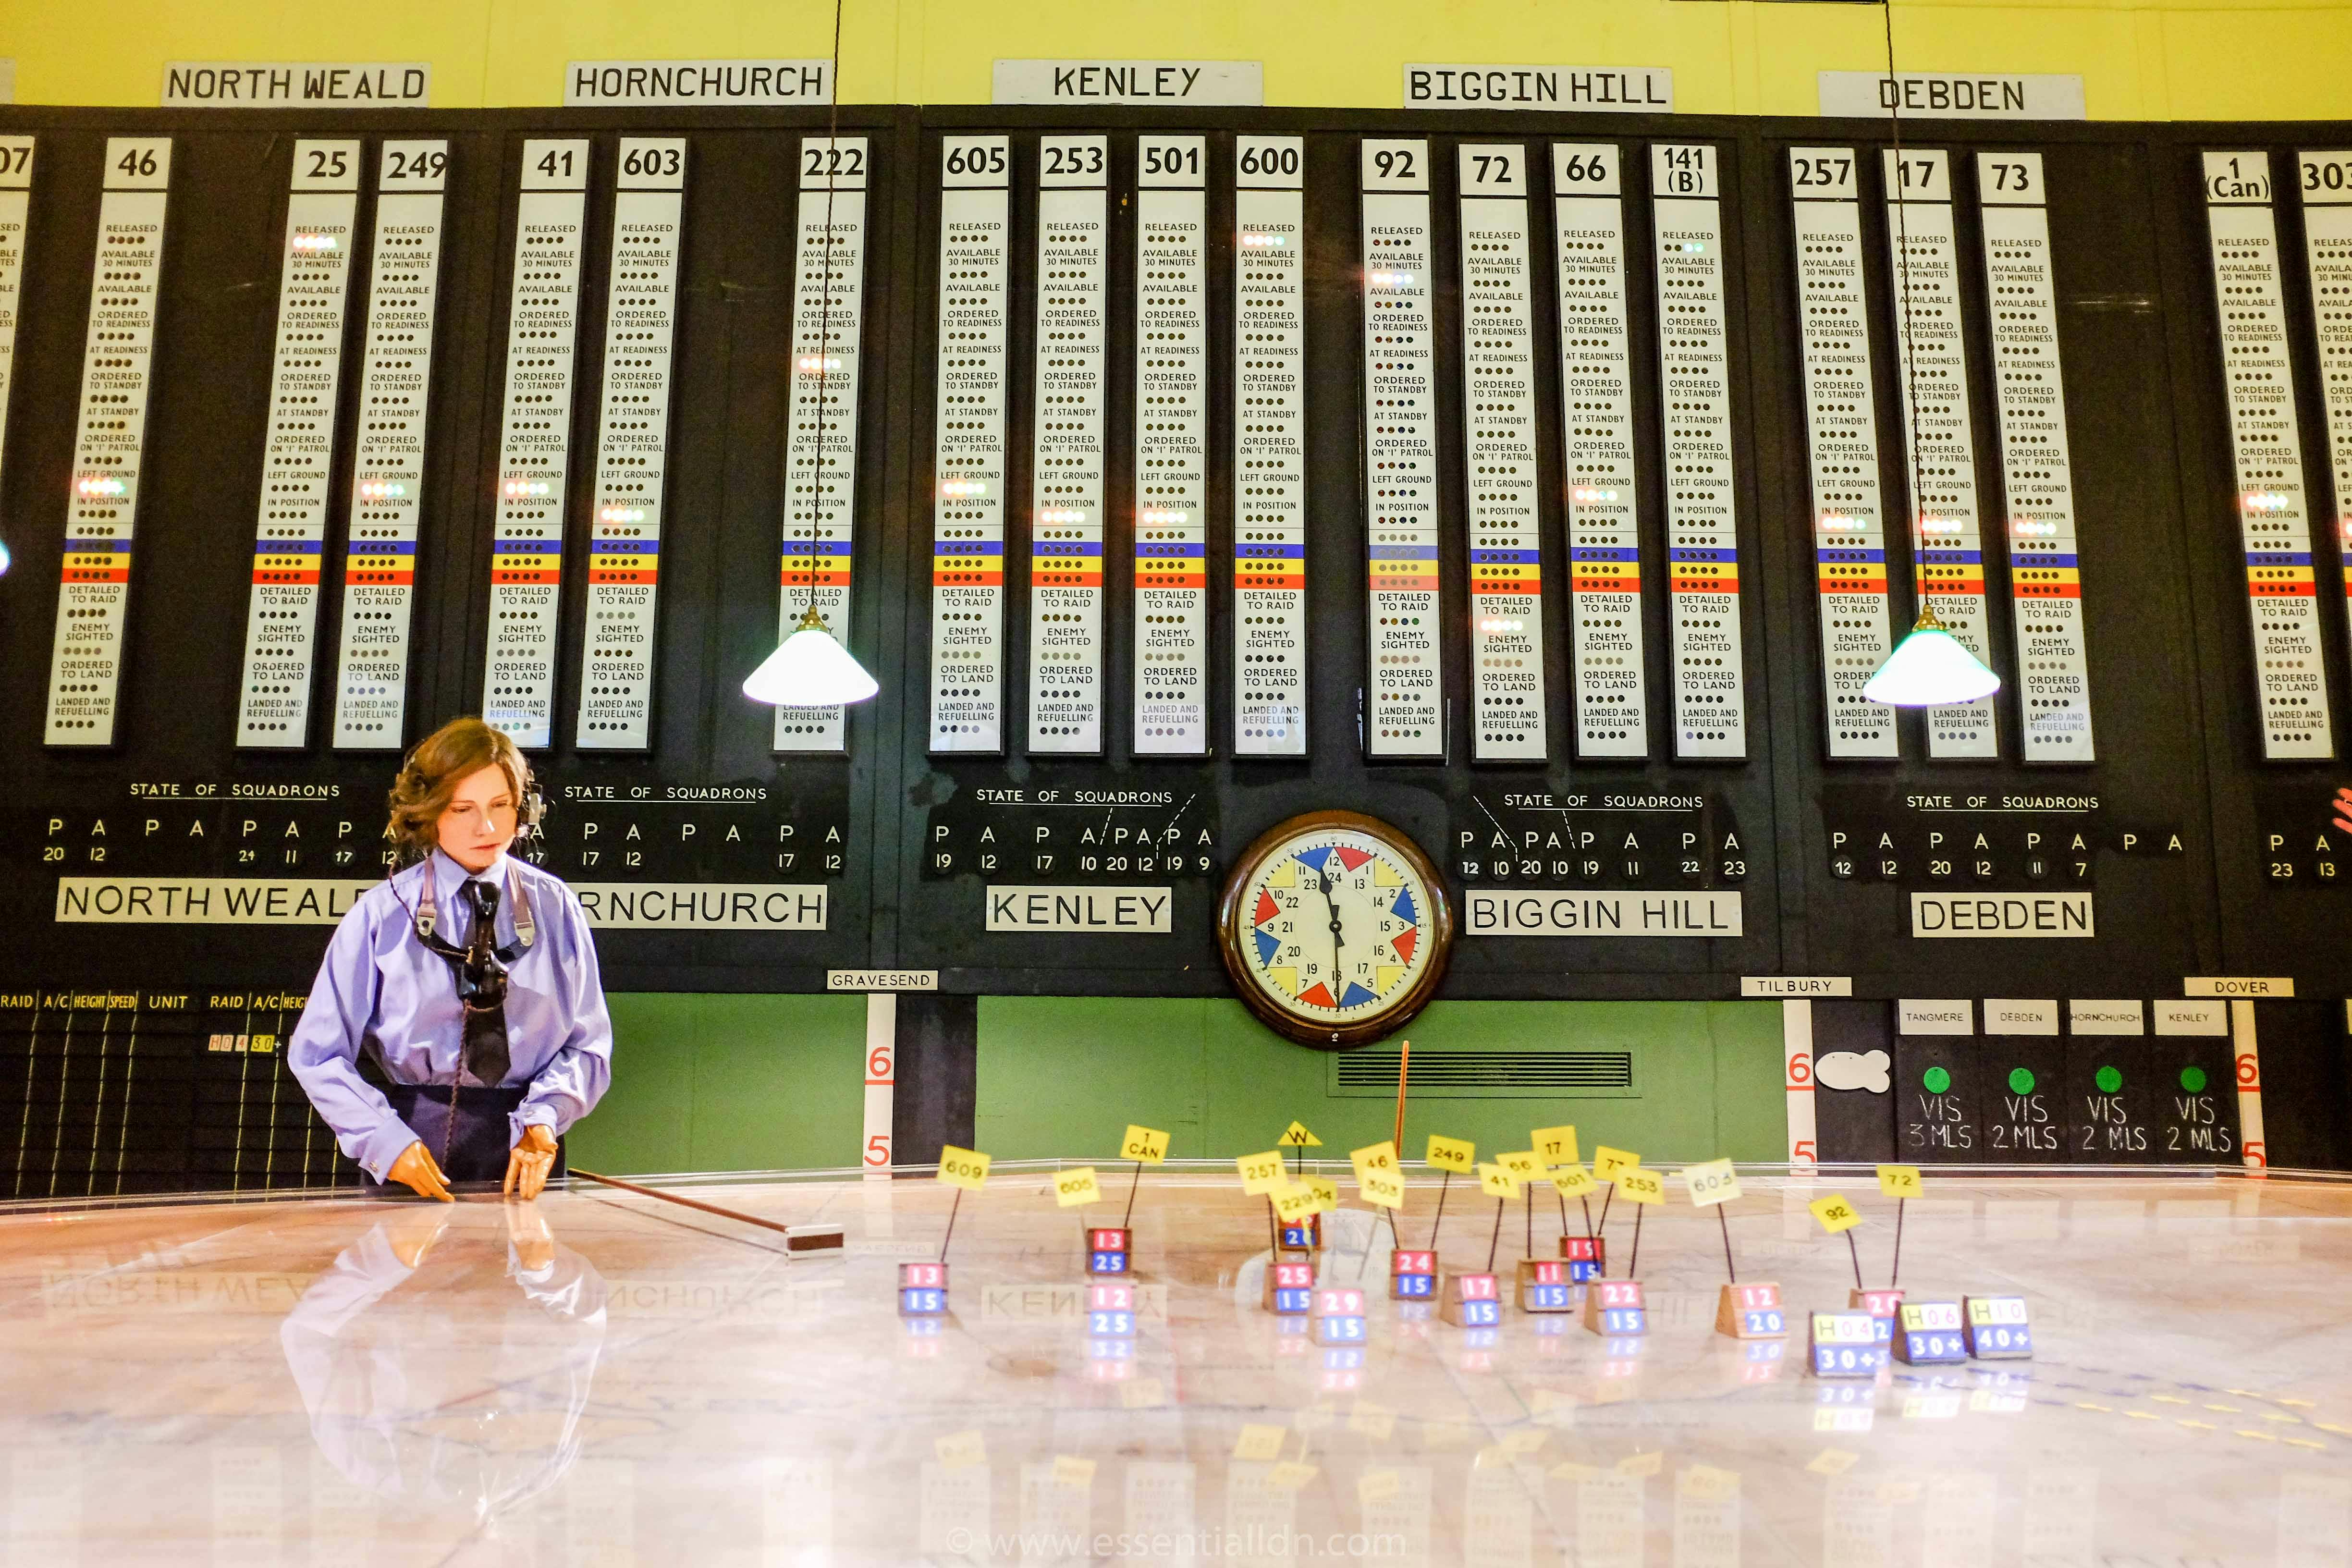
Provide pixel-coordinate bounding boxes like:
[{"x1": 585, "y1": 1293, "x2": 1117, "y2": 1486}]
[{"x1": 385, "y1": 717, "x2": 540, "y2": 863}]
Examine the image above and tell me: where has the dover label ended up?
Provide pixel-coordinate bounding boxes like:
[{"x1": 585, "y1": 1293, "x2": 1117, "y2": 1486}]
[
  {"x1": 1788, "y1": 147, "x2": 1898, "y2": 759},
  {"x1": 2298, "y1": 149, "x2": 2352, "y2": 672},
  {"x1": 1133, "y1": 135, "x2": 1208, "y2": 756},
  {"x1": 331, "y1": 140, "x2": 449, "y2": 749},
  {"x1": 1651, "y1": 144, "x2": 1748, "y2": 759},
  {"x1": 930, "y1": 135, "x2": 1011, "y2": 753},
  {"x1": 1459, "y1": 144, "x2": 1548, "y2": 761},
  {"x1": 46, "y1": 137, "x2": 171, "y2": 747},
  {"x1": 773, "y1": 135, "x2": 870, "y2": 753},
  {"x1": 0, "y1": 139, "x2": 33, "y2": 576},
  {"x1": 1234, "y1": 134, "x2": 1307, "y2": 756},
  {"x1": 1361, "y1": 138, "x2": 1443, "y2": 758},
  {"x1": 1884, "y1": 149, "x2": 1998, "y2": 758},
  {"x1": 236, "y1": 141, "x2": 359, "y2": 748},
  {"x1": 1977, "y1": 151, "x2": 2095, "y2": 761},
  {"x1": 1029, "y1": 135, "x2": 1108, "y2": 754},
  {"x1": 484, "y1": 139, "x2": 590, "y2": 749},
  {"x1": 1552, "y1": 143, "x2": 1649, "y2": 758},
  {"x1": 576, "y1": 137, "x2": 688, "y2": 750},
  {"x1": 2203, "y1": 150, "x2": 2333, "y2": 760}
]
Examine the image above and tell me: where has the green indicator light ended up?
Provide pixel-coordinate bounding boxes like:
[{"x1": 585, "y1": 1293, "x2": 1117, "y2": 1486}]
[
  {"x1": 2180, "y1": 1065, "x2": 2207, "y2": 1093},
  {"x1": 2008, "y1": 1067, "x2": 2035, "y2": 1095},
  {"x1": 1923, "y1": 1066, "x2": 1952, "y2": 1094},
  {"x1": 2095, "y1": 1065, "x2": 2122, "y2": 1094}
]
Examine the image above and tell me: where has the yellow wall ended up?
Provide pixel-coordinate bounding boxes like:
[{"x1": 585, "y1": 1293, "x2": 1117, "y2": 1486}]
[{"x1": 4, "y1": 0, "x2": 2350, "y2": 120}]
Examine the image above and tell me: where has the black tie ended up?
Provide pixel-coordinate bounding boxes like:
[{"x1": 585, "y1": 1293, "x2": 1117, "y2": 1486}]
[{"x1": 460, "y1": 879, "x2": 512, "y2": 1088}]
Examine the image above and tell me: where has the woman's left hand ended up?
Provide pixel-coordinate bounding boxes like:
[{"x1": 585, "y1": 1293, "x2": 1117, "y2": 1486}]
[{"x1": 504, "y1": 1123, "x2": 560, "y2": 1200}]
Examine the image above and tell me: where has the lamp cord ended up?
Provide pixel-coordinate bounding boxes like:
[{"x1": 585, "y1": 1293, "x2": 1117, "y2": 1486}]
[
  {"x1": 1884, "y1": 0, "x2": 1934, "y2": 608},
  {"x1": 798, "y1": 0, "x2": 848, "y2": 622}
]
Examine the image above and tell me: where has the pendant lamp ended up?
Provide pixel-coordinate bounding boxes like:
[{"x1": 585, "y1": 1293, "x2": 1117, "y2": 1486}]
[
  {"x1": 743, "y1": 604, "x2": 879, "y2": 708},
  {"x1": 1863, "y1": 603, "x2": 2000, "y2": 707}
]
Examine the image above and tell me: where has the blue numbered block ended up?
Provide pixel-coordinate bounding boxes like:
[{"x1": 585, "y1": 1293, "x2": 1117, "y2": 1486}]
[
  {"x1": 1808, "y1": 1311, "x2": 1886, "y2": 1378},
  {"x1": 1568, "y1": 1260, "x2": 1602, "y2": 1283},
  {"x1": 899, "y1": 1287, "x2": 948, "y2": 1317},
  {"x1": 1278, "y1": 1215, "x2": 1323, "y2": 1256},
  {"x1": 1082, "y1": 1226, "x2": 1132, "y2": 1279},
  {"x1": 1087, "y1": 1310, "x2": 1136, "y2": 1336},
  {"x1": 1891, "y1": 1302, "x2": 1969, "y2": 1365},
  {"x1": 1263, "y1": 1260, "x2": 1316, "y2": 1314},
  {"x1": 1963, "y1": 1295, "x2": 2034, "y2": 1360},
  {"x1": 1850, "y1": 1287, "x2": 1902, "y2": 1344},
  {"x1": 1314, "y1": 1314, "x2": 1367, "y2": 1346},
  {"x1": 1516, "y1": 1259, "x2": 1575, "y2": 1312},
  {"x1": 1442, "y1": 1271, "x2": 1502, "y2": 1327},
  {"x1": 1088, "y1": 1250, "x2": 1130, "y2": 1275},
  {"x1": 1582, "y1": 1279, "x2": 1646, "y2": 1336},
  {"x1": 1715, "y1": 1282, "x2": 1788, "y2": 1340}
]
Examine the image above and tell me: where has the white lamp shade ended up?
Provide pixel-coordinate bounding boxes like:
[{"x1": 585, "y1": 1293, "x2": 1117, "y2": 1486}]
[
  {"x1": 742, "y1": 619, "x2": 880, "y2": 708},
  {"x1": 1862, "y1": 618, "x2": 2001, "y2": 707}
]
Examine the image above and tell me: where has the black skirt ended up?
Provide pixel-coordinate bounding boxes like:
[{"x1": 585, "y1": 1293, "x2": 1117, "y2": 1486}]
[{"x1": 365, "y1": 1084, "x2": 569, "y2": 1195}]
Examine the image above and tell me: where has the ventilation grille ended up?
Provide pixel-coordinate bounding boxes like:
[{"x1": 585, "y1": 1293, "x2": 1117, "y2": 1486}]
[{"x1": 1333, "y1": 1049, "x2": 1635, "y2": 1098}]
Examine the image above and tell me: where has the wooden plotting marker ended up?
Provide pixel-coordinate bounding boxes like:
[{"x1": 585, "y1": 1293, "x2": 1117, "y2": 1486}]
[
  {"x1": 1890, "y1": 1298, "x2": 1968, "y2": 1364},
  {"x1": 1962, "y1": 1294, "x2": 2033, "y2": 1359},
  {"x1": 1807, "y1": 1310, "x2": 1885, "y2": 1377}
]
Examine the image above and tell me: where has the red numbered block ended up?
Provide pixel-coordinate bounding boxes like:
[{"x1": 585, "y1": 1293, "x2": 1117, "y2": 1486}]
[
  {"x1": 1389, "y1": 1249, "x2": 1436, "y2": 1301},
  {"x1": 1715, "y1": 1281, "x2": 1788, "y2": 1340},
  {"x1": 1262, "y1": 1260, "x2": 1315, "y2": 1314},
  {"x1": 1084, "y1": 1225, "x2": 1132, "y2": 1277},
  {"x1": 1441, "y1": 1272, "x2": 1502, "y2": 1327},
  {"x1": 1582, "y1": 1278, "x2": 1647, "y2": 1336},
  {"x1": 898, "y1": 1261, "x2": 949, "y2": 1317}
]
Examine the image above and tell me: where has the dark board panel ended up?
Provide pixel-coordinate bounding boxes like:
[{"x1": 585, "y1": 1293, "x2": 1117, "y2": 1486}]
[{"x1": 0, "y1": 104, "x2": 2342, "y2": 1014}]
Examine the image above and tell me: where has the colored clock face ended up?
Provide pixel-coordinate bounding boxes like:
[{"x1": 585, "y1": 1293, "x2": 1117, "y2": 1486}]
[{"x1": 1217, "y1": 811, "x2": 1453, "y2": 1048}]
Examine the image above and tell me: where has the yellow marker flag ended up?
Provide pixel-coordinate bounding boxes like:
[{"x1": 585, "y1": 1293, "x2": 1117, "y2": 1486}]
[
  {"x1": 1350, "y1": 1139, "x2": 1399, "y2": 1177},
  {"x1": 1531, "y1": 1124, "x2": 1580, "y2": 1167},
  {"x1": 1478, "y1": 1162, "x2": 1519, "y2": 1199},
  {"x1": 1233, "y1": 1424, "x2": 1287, "y2": 1461},
  {"x1": 1592, "y1": 1144, "x2": 1639, "y2": 1181},
  {"x1": 1053, "y1": 1166, "x2": 1102, "y2": 1208},
  {"x1": 1877, "y1": 1163, "x2": 1923, "y2": 1199},
  {"x1": 1550, "y1": 1163, "x2": 1598, "y2": 1199},
  {"x1": 1051, "y1": 1455, "x2": 1097, "y2": 1487},
  {"x1": 1273, "y1": 1183, "x2": 1321, "y2": 1223},
  {"x1": 1121, "y1": 1125, "x2": 1171, "y2": 1164},
  {"x1": 1497, "y1": 1150, "x2": 1542, "y2": 1183},
  {"x1": 1614, "y1": 1166, "x2": 1666, "y2": 1205},
  {"x1": 1278, "y1": 1120, "x2": 1323, "y2": 1147},
  {"x1": 1426, "y1": 1134, "x2": 1476, "y2": 1173},
  {"x1": 1809, "y1": 1192, "x2": 1863, "y2": 1234},
  {"x1": 1236, "y1": 1150, "x2": 1286, "y2": 1194},
  {"x1": 1682, "y1": 1157, "x2": 1742, "y2": 1207},
  {"x1": 1305, "y1": 1176, "x2": 1339, "y2": 1213},
  {"x1": 1359, "y1": 1168, "x2": 1406, "y2": 1209},
  {"x1": 937, "y1": 1146, "x2": 991, "y2": 1191}
]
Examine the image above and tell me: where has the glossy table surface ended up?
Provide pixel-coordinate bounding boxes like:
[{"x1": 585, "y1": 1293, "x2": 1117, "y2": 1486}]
[{"x1": 0, "y1": 1171, "x2": 2346, "y2": 1565}]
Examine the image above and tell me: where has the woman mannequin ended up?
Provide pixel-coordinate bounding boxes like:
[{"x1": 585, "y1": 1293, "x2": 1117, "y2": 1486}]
[{"x1": 289, "y1": 718, "x2": 612, "y2": 1200}]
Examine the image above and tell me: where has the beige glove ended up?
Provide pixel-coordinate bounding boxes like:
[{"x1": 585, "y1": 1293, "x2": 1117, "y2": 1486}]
[
  {"x1": 385, "y1": 1140, "x2": 453, "y2": 1202},
  {"x1": 504, "y1": 1123, "x2": 559, "y2": 1201}
]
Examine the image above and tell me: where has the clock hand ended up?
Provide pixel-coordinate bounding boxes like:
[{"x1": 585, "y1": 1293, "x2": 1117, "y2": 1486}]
[{"x1": 1321, "y1": 867, "x2": 1344, "y2": 977}]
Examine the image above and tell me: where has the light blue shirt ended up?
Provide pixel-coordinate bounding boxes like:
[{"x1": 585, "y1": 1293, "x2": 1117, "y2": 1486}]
[{"x1": 288, "y1": 848, "x2": 614, "y2": 1179}]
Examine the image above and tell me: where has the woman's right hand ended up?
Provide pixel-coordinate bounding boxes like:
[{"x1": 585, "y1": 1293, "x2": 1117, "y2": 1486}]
[{"x1": 385, "y1": 1141, "x2": 454, "y2": 1202}]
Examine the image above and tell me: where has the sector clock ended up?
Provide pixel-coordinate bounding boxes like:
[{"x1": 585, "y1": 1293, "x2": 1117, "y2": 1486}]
[{"x1": 1217, "y1": 810, "x2": 1455, "y2": 1048}]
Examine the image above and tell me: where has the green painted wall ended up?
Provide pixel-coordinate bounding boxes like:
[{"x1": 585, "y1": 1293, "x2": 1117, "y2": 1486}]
[
  {"x1": 565, "y1": 992, "x2": 868, "y2": 1175},
  {"x1": 975, "y1": 998, "x2": 1786, "y2": 1165},
  {"x1": 571, "y1": 994, "x2": 1785, "y2": 1174}
]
